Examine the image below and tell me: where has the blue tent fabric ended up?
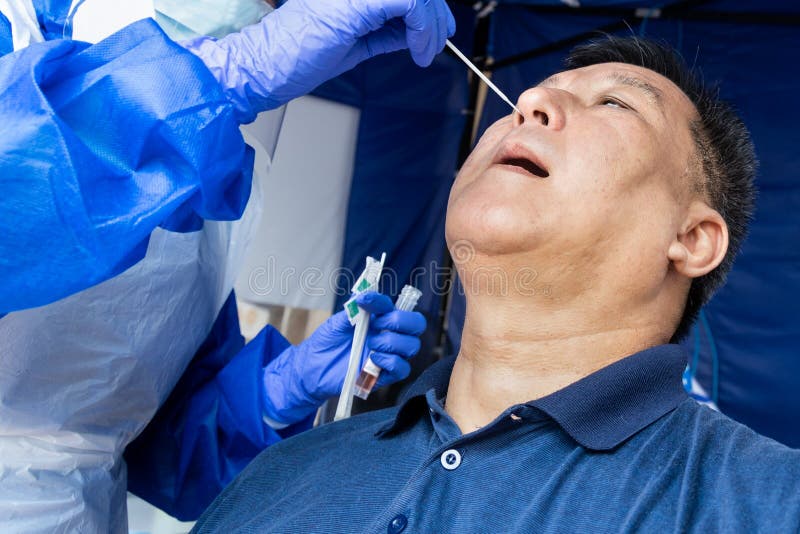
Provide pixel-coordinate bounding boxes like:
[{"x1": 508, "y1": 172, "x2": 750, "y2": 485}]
[
  {"x1": 442, "y1": 1, "x2": 800, "y2": 447},
  {"x1": 662, "y1": 19, "x2": 800, "y2": 447}
]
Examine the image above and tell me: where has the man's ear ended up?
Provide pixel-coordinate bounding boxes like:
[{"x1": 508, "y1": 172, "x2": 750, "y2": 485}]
[{"x1": 667, "y1": 201, "x2": 729, "y2": 278}]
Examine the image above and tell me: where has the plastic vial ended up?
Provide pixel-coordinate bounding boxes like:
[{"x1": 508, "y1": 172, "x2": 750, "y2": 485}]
[
  {"x1": 353, "y1": 359, "x2": 381, "y2": 400},
  {"x1": 353, "y1": 285, "x2": 422, "y2": 400}
]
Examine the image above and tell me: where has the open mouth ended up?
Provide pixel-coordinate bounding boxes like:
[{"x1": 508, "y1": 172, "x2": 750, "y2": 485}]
[{"x1": 497, "y1": 157, "x2": 549, "y2": 178}]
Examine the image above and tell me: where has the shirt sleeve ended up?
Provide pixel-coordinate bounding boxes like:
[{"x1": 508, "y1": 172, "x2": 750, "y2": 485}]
[
  {"x1": 124, "y1": 292, "x2": 315, "y2": 521},
  {"x1": 0, "y1": 17, "x2": 254, "y2": 313}
]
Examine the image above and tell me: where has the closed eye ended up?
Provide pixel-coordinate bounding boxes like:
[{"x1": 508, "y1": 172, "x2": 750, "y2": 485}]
[{"x1": 599, "y1": 97, "x2": 631, "y2": 110}]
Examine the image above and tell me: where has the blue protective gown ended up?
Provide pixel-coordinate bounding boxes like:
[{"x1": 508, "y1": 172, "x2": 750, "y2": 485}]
[
  {"x1": 125, "y1": 292, "x2": 314, "y2": 520},
  {"x1": 0, "y1": 3, "x2": 310, "y2": 530},
  {"x1": 0, "y1": 5, "x2": 249, "y2": 312}
]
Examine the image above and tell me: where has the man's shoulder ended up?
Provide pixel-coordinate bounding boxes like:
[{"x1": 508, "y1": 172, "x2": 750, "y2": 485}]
[
  {"x1": 654, "y1": 398, "x2": 800, "y2": 475},
  {"x1": 669, "y1": 399, "x2": 797, "y2": 451},
  {"x1": 650, "y1": 399, "x2": 800, "y2": 525}
]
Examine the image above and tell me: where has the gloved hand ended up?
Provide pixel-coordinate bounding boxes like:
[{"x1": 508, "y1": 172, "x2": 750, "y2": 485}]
[
  {"x1": 262, "y1": 291, "x2": 426, "y2": 426},
  {"x1": 181, "y1": 0, "x2": 456, "y2": 123}
]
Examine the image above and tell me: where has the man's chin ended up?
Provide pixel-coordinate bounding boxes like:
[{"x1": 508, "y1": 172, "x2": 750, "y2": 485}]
[
  {"x1": 447, "y1": 211, "x2": 544, "y2": 259},
  {"x1": 447, "y1": 230, "x2": 542, "y2": 263}
]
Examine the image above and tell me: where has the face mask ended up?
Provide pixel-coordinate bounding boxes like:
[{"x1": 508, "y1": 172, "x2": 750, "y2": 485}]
[{"x1": 154, "y1": 0, "x2": 272, "y2": 40}]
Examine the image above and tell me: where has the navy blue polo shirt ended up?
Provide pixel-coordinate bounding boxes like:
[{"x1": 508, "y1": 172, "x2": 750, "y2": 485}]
[{"x1": 193, "y1": 344, "x2": 800, "y2": 533}]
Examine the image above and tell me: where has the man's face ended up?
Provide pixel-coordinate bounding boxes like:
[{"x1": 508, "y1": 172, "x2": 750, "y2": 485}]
[{"x1": 446, "y1": 62, "x2": 700, "y2": 300}]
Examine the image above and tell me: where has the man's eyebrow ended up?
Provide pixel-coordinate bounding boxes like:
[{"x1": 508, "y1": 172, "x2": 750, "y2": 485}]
[
  {"x1": 604, "y1": 72, "x2": 664, "y2": 111},
  {"x1": 538, "y1": 74, "x2": 561, "y2": 88},
  {"x1": 536, "y1": 70, "x2": 666, "y2": 114}
]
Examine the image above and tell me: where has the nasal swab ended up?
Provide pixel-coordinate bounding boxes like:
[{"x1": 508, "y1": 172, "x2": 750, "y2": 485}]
[{"x1": 445, "y1": 39, "x2": 520, "y2": 115}]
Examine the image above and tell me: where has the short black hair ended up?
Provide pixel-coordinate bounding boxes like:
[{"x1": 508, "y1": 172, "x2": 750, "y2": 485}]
[{"x1": 564, "y1": 35, "x2": 757, "y2": 341}]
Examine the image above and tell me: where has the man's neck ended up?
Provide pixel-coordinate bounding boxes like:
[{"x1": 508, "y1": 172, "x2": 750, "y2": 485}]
[{"x1": 445, "y1": 294, "x2": 670, "y2": 433}]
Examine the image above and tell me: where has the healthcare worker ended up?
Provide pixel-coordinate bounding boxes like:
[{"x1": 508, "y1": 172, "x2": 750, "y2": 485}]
[{"x1": 0, "y1": 0, "x2": 454, "y2": 532}]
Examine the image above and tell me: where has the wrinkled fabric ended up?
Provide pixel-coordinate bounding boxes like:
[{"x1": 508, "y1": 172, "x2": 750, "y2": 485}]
[
  {"x1": 31, "y1": 0, "x2": 73, "y2": 40},
  {"x1": 0, "y1": 0, "x2": 44, "y2": 49},
  {"x1": 0, "y1": 189, "x2": 264, "y2": 532},
  {"x1": 0, "y1": 17, "x2": 253, "y2": 313}
]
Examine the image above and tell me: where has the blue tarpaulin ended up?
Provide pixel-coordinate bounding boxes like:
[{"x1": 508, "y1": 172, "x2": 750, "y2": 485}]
[{"x1": 321, "y1": 1, "x2": 800, "y2": 446}]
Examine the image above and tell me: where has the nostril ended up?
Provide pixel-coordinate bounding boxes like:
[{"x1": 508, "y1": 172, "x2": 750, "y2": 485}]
[{"x1": 533, "y1": 110, "x2": 549, "y2": 126}]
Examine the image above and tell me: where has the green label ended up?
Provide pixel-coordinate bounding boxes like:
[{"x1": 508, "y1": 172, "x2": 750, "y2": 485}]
[
  {"x1": 357, "y1": 278, "x2": 371, "y2": 292},
  {"x1": 346, "y1": 300, "x2": 360, "y2": 318}
]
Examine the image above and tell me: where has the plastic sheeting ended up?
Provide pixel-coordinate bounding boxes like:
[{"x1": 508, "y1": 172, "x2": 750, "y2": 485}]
[{"x1": 0, "y1": 181, "x2": 262, "y2": 531}]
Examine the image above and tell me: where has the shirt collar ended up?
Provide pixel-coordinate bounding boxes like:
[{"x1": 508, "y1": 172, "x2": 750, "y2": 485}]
[{"x1": 377, "y1": 344, "x2": 689, "y2": 451}]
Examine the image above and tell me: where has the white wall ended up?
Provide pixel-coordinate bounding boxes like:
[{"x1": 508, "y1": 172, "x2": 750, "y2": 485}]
[{"x1": 235, "y1": 96, "x2": 361, "y2": 310}]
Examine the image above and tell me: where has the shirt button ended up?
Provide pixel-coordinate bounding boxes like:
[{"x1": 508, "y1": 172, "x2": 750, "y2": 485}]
[
  {"x1": 387, "y1": 514, "x2": 408, "y2": 534},
  {"x1": 440, "y1": 449, "x2": 462, "y2": 470}
]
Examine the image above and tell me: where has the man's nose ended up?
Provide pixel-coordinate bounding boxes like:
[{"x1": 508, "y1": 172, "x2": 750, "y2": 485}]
[{"x1": 512, "y1": 87, "x2": 567, "y2": 130}]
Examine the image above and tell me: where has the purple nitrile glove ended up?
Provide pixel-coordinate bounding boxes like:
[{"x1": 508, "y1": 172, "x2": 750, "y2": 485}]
[
  {"x1": 262, "y1": 291, "x2": 426, "y2": 426},
  {"x1": 181, "y1": 0, "x2": 456, "y2": 123}
]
